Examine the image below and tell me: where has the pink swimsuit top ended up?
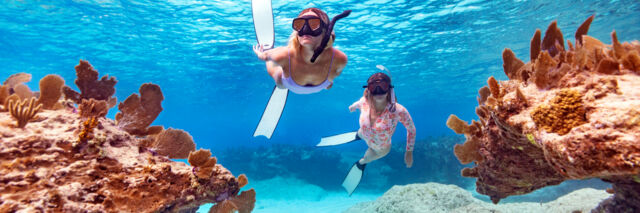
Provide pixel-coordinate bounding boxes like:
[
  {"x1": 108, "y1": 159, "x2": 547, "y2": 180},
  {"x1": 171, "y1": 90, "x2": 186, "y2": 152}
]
[
  {"x1": 281, "y1": 49, "x2": 334, "y2": 94},
  {"x1": 350, "y1": 97, "x2": 417, "y2": 151}
]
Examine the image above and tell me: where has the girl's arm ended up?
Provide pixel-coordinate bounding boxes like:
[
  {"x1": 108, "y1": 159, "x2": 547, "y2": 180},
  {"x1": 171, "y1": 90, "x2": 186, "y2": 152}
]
[
  {"x1": 396, "y1": 104, "x2": 416, "y2": 151},
  {"x1": 349, "y1": 97, "x2": 365, "y2": 112}
]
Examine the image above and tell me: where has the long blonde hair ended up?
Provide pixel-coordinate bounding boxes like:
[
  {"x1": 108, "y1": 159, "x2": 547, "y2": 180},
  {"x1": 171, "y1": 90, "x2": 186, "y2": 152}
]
[
  {"x1": 363, "y1": 88, "x2": 397, "y2": 115},
  {"x1": 287, "y1": 8, "x2": 335, "y2": 57}
]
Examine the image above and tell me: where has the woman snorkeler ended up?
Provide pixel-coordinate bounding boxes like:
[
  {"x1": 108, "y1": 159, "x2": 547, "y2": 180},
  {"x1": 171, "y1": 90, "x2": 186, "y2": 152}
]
[
  {"x1": 319, "y1": 72, "x2": 416, "y2": 195},
  {"x1": 253, "y1": 7, "x2": 348, "y2": 94},
  {"x1": 251, "y1": 7, "x2": 350, "y2": 139}
]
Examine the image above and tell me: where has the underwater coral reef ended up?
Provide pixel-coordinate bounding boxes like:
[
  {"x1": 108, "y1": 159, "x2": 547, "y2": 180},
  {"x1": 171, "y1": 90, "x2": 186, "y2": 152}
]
[
  {"x1": 0, "y1": 60, "x2": 254, "y2": 212},
  {"x1": 447, "y1": 15, "x2": 640, "y2": 211}
]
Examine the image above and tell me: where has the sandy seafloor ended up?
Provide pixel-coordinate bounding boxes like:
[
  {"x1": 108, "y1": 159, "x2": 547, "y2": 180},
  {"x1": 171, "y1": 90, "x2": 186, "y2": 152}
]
[{"x1": 195, "y1": 175, "x2": 609, "y2": 213}]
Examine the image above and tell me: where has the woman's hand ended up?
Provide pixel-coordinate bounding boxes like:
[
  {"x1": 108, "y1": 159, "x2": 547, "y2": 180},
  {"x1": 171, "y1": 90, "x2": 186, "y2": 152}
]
[
  {"x1": 349, "y1": 104, "x2": 356, "y2": 112},
  {"x1": 253, "y1": 44, "x2": 267, "y2": 61},
  {"x1": 404, "y1": 151, "x2": 413, "y2": 168}
]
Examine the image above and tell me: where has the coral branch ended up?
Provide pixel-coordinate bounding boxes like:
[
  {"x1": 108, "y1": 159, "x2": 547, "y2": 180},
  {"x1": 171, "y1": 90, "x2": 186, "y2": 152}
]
[
  {"x1": 115, "y1": 83, "x2": 163, "y2": 135},
  {"x1": 8, "y1": 97, "x2": 42, "y2": 128}
]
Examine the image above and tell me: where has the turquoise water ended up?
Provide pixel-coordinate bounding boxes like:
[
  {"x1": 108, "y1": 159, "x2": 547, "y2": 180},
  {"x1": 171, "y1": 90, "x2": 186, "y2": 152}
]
[{"x1": 1, "y1": 0, "x2": 639, "y2": 212}]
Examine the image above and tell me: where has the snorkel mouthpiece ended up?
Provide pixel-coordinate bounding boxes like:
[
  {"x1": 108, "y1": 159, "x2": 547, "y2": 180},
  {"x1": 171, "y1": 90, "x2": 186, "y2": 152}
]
[{"x1": 310, "y1": 10, "x2": 351, "y2": 63}]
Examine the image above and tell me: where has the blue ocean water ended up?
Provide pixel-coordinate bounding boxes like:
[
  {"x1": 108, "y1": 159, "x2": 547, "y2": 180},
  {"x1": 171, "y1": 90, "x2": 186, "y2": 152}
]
[{"x1": 1, "y1": 0, "x2": 639, "y2": 212}]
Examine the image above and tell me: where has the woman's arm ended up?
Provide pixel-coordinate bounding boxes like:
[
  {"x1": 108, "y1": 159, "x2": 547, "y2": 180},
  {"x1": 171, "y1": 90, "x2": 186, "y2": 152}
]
[
  {"x1": 349, "y1": 97, "x2": 365, "y2": 112},
  {"x1": 254, "y1": 46, "x2": 287, "y2": 88},
  {"x1": 396, "y1": 104, "x2": 416, "y2": 152}
]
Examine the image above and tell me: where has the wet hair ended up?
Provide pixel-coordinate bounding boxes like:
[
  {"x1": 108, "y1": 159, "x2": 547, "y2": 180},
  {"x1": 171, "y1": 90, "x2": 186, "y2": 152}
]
[
  {"x1": 287, "y1": 8, "x2": 335, "y2": 56},
  {"x1": 363, "y1": 72, "x2": 397, "y2": 113}
]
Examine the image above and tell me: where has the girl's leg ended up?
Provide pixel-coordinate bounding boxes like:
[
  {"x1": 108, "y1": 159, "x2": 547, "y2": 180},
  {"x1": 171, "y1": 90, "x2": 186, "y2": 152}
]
[{"x1": 358, "y1": 146, "x2": 391, "y2": 164}]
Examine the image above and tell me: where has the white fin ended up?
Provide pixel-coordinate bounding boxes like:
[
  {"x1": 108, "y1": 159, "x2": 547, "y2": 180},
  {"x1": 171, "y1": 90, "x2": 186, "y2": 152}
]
[{"x1": 253, "y1": 86, "x2": 288, "y2": 139}]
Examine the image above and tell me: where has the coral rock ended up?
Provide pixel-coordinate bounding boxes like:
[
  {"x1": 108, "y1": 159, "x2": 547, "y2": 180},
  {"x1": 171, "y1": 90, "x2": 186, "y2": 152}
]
[
  {"x1": 37, "y1": 74, "x2": 65, "y2": 110},
  {"x1": 115, "y1": 83, "x2": 163, "y2": 135},
  {"x1": 447, "y1": 17, "x2": 640, "y2": 208},
  {"x1": 0, "y1": 107, "x2": 251, "y2": 212}
]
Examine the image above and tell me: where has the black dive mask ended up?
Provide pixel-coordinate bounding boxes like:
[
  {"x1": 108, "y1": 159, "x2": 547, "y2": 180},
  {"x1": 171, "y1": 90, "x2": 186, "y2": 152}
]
[
  {"x1": 364, "y1": 76, "x2": 393, "y2": 95},
  {"x1": 293, "y1": 15, "x2": 325, "y2": 37}
]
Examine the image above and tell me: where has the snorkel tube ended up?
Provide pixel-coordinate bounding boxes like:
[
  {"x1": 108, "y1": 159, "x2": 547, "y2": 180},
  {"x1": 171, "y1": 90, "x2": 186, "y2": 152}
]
[{"x1": 310, "y1": 10, "x2": 351, "y2": 63}]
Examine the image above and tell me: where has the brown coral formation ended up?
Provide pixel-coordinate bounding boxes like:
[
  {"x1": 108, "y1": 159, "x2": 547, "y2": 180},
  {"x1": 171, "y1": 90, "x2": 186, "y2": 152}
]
[
  {"x1": 7, "y1": 97, "x2": 42, "y2": 128},
  {"x1": 115, "y1": 83, "x2": 164, "y2": 135},
  {"x1": 189, "y1": 149, "x2": 218, "y2": 180},
  {"x1": 447, "y1": 16, "x2": 640, "y2": 211},
  {"x1": 79, "y1": 98, "x2": 109, "y2": 118},
  {"x1": 147, "y1": 128, "x2": 196, "y2": 159},
  {"x1": 63, "y1": 60, "x2": 117, "y2": 103},
  {"x1": 37, "y1": 74, "x2": 65, "y2": 110},
  {"x1": 0, "y1": 64, "x2": 254, "y2": 212}
]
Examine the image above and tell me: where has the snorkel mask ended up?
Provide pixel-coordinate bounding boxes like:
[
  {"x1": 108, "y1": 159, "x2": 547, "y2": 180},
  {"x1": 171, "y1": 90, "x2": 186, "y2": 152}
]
[
  {"x1": 292, "y1": 15, "x2": 325, "y2": 37},
  {"x1": 364, "y1": 73, "x2": 393, "y2": 95}
]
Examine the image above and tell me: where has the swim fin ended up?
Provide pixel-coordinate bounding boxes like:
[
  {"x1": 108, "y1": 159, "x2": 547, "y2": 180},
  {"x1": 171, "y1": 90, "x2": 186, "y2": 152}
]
[
  {"x1": 251, "y1": 0, "x2": 275, "y2": 50},
  {"x1": 316, "y1": 131, "x2": 361, "y2": 147},
  {"x1": 342, "y1": 161, "x2": 366, "y2": 196},
  {"x1": 253, "y1": 86, "x2": 288, "y2": 139}
]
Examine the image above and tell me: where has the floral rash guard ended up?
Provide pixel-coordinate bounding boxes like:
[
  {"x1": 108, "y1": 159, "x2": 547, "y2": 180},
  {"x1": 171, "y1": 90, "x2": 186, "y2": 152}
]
[{"x1": 350, "y1": 97, "x2": 416, "y2": 152}]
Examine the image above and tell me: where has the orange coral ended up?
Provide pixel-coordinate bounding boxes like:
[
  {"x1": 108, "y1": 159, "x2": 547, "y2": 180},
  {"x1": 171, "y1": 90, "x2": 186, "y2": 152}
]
[
  {"x1": 477, "y1": 86, "x2": 490, "y2": 105},
  {"x1": 7, "y1": 97, "x2": 42, "y2": 128},
  {"x1": 453, "y1": 137, "x2": 482, "y2": 164},
  {"x1": 531, "y1": 89, "x2": 587, "y2": 135},
  {"x1": 78, "y1": 98, "x2": 109, "y2": 118},
  {"x1": 62, "y1": 60, "x2": 117, "y2": 105},
  {"x1": 237, "y1": 174, "x2": 248, "y2": 188},
  {"x1": 188, "y1": 149, "x2": 217, "y2": 180},
  {"x1": 78, "y1": 117, "x2": 99, "y2": 143},
  {"x1": 150, "y1": 128, "x2": 196, "y2": 159},
  {"x1": 37, "y1": 74, "x2": 65, "y2": 110},
  {"x1": 487, "y1": 76, "x2": 500, "y2": 99},
  {"x1": 446, "y1": 114, "x2": 468, "y2": 134}
]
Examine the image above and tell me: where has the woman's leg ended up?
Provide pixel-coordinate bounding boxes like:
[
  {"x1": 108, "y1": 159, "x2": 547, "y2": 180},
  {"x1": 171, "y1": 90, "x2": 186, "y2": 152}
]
[{"x1": 358, "y1": 146, "x2": 391, "y2": 164}]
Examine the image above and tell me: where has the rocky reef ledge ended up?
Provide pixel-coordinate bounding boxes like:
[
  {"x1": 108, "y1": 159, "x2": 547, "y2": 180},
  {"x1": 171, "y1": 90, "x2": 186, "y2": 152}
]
[
  {"x1": 446, "y1": 15, "x2": 639, "y2": 212},
  {"x1": 345, "y1": 182, "x2": 610, "y2": 213},
  {"x1": 0, "y1": 61, "x2": 254, "y2": 212}
]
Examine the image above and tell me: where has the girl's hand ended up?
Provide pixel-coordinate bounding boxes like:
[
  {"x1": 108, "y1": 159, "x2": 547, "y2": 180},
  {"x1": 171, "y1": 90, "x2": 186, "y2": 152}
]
[
  {"x1": 349, "y1": 105, "x2": 356, "y2": 112},
  {"x1": 253, "y1": 44, "x2": 266, "y2": 60},
  {"x1": 404, "y1": 151, "x2": 413, "y2": 168}
]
